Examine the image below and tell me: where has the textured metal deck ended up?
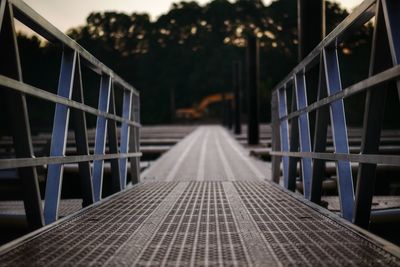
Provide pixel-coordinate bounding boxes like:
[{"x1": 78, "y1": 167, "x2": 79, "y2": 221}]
[
  {"x1": 0, "y1": 200, "x2": 82, "y2": 217},
  {"x1": 141, "y1": 126, "x2": 268, "y2": 181},
  {"x1": 0, "y1": 126, "x2": 399, "y2": 266}
]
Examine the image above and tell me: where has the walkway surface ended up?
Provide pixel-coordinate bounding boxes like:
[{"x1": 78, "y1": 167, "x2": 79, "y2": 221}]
[{"x1": 0, "y1": 126, "x2": 399, "y2": 266}]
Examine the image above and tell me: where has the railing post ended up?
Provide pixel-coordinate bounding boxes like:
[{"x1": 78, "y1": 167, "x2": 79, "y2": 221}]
[
  {"x1": 354, "y1": 0, "x2": 400, "y2": 228},
  {"x1": 119, "y1": 90, "x2": 133, "y2": 188},
  {"x1": 323, "y1": 46, "x2": 354, "y2": 221},
  {"x1": 277, "y1": 87, "x2": 293, "y2": 190},
  {"x1": 107, "y1": 83, "x2": 122, "y2": 193},
  {"x1": 310, "y1": 55, "x2": 329, "y2": 205},
  {"x1": 92, "y1": 74, "x2": 112, "y2": 202},
  {"x1": 287, "y1": 88, "x2": 300, "y2": 192},
  {"x1": 44, "y1": 48, "x2": 77, "y2": 224},
  {"x1": 294, "y1": 71, "x2": 313, "y2": 199},
  {"x1": 70, "y1": 55, "x2": 94, "y2": 207},
  {"x1": 271, "y1": 91, "x2": 281, "y2": 183},
  {"x1": 0, "y1": 0, "x2": 44, "y2": 229},
  {"x1": 246, "y1": 35, "x2": 260, "y2": 145},
  {"x1": 130, "y1": 94, "x2": 140, "y2": 185}
]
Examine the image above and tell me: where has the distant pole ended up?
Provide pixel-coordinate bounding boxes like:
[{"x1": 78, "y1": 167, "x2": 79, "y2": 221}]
[
  {"x1": 298, "y1": 0, "x2": 325, "y2": 61},
  {"x1": 246, "y1": 35, "x2": 259, "y2": 145},
  {"x1": 298, "y1": 0, "x2": 325, "y2": 145},
  {"x1": 233, "y1": 61, "x2": 242, "y2": 135},
  {"x1": 227, "y1": 98, "x2": 233, "y2": 130},
  {"x1": 170, "y1": 88, "x2": 175, "y2": 123},
  {"x1": 222, "y1": 93, "x2": 227, "y2": 126}
]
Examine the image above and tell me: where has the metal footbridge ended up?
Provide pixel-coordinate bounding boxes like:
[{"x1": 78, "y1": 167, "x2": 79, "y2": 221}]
[
  {"x1": 0, "y1": 0, "x2": 400, "y2": 265},
  {"x1": 0, "y1": 126, "x2": 399, "y2": 266}
]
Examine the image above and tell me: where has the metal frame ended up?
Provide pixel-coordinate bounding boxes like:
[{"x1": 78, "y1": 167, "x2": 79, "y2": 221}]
[
  {"x1": 270, "y1": 0, "x2": 399, "y2": 226},
  {"x1": 0, "y1": 0, "x2": 141, "y2": 225}
]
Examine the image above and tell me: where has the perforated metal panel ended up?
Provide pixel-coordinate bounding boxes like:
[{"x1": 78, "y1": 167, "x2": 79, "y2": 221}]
[
  {"x1": 0, "y1": 200, "x2": 82, "y2": 217},
  {"x1": 234, "y1": 182, "x2": 400, "y2": 266}
]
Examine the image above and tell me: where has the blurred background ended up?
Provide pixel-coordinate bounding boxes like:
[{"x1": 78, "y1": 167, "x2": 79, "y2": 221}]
[{"x1": 15, "y1": 0, "x2": 395, "y2": 129}]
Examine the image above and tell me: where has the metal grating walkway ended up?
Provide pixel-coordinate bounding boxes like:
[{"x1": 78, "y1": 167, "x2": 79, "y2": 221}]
[
  {"x1": 0, "y1": 126, "x2": 399, "y2": 266},
  {"x1": 141, "y1": 126, "x2": 268, "y2": 182}
]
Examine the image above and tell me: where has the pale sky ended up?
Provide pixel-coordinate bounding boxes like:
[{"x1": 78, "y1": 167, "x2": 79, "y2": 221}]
[{"x1": 21, "y1": 0, "x2": 363, "y2": 33}]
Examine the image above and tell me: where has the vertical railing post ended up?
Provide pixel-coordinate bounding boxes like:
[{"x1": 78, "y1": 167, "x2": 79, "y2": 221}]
[
  {"x1": 354, "y1": 0, "x2": 400, "y2": 228},
  {"x1": 107, "y1": 83, "x2": 122, "y2": 193},
  {"x1": 246, "y1": 35, "x2": 260, "y2": 145},
  {"x1": 92, "y1": 74, "x2": 111, "y2": 202},
  {"x1": 70, "y1": 55, "x2": 94, "y2": 207},
  {"x1": 310, "y1": 54, "x2": 329, "y2": 204},
  {"x1": 294, "y1": 71, "x2": 313, "y2": 199},
  {"x1": 44, "y1": 48, "x2": 77, "y2": 224},
  {"x1": 0, "y1": 0, "x2": 44, "y2": 229},
  {"x1": 277, "y1": 87, "x2": 292, "y2": 189},
  {"x1": 287, "y1": 87, "x2": 300, "y2": 192},
  {"x1": 129, "y1": 94, "x2": 140, "y2": 185},
  {"x1": 119, "y1": 90, "x2": 133, "y2": 188},
  {"x1": 271, "y1": 91, "x2": 281, "y2": 183},
  {"x1": 323, "y1": 46, "x2": 354, "y2": 221}
]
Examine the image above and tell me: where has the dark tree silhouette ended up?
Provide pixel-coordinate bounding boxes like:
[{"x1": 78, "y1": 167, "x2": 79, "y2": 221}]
[{"x1": 17, "y1": 0, "x2": 372, "y2": 125}]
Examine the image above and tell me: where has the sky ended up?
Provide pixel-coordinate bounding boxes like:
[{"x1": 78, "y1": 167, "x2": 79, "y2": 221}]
[{"x1": 20, "y1": 0, "x2": 363, "y2": 33}]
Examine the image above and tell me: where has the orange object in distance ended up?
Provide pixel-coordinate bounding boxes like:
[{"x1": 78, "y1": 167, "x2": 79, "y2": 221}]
[{"x1": 175, "y1": 93, "x2": 234, "y2": 120}]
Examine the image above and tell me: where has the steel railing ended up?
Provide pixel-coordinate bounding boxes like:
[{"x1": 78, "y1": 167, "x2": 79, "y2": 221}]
[
  {"x1": 0, "y1": 0, "x2": 141, "y2": 227},
  {"x1": 270, "y1": 0, "x2": 399, "y2": 227}
]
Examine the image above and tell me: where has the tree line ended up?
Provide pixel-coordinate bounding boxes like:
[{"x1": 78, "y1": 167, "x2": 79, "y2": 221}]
[{"x1": 17, "y1": 0, "x2": 378, "y2": 126}]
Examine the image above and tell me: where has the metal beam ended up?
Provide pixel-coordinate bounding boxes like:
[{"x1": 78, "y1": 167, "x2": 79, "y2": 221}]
[
  {"x1": 107, "y1": 83, "x2": 122, "y2": 193},
  {"x1": 9, "y1": 0, "x2": 139, "y2": 96},
  {"x1": 70, "y1": 55, "x2": 94, "y2": 207},
  {"x1": 0, "y1": 74, "x2": 140, "y2": 127},
  {"x1": 273, "y1": 0, "x2": 376, "y2": 94},
  {"x1": 277, "y1": 87, "x2": 290, "y2": 188},
  {"x1": 119, "y1": 90, "x2": 132, "y2": 188},
  {"x1": 271, "y1": 91, "x2": 281, "y2": 183},
  {"x1": 92, "y1": 75, "x2": 111, "y2": 202},
  {"x1": 294, "y1": 72, "x2": 312, "y2": 199},
  {"x1": 0, "y1": 0, "x2": 44, "y2": 229},
  {"x1": 44, "y1": 49, "x2": 77, "y2": 224},
  {"x1": 353, "y1": 0, "x2": 396, "y2": 228},
  {"x1": 310, "y1": 55, "x2": 329, "y2": 204},
  {"x1": 0, "y1": 152, "x2": 141, "y2": 169},
  {"x1": 281, "y1": 65, "x2": 400, "y2": 121},
  {"x1": 129, "y1": 95, "x2": 140, "y2": 185},
  {"x1": 270, "y1": 150, "x2": 400, "y2": 166},
  {"x1": 287, "y1": 89, "x2": 300, "y2": 192},
  {"x1": 323, "y1": 47, "x2": 354, "y2": 221}
]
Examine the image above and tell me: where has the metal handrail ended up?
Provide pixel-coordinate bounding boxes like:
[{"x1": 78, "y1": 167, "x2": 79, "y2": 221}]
[
  {"x1": 0, "y1": 0, "x2": 141, "y2": 228},
  {"x1": 270, "y1": 0, "x2": 399, "y2": 228}
]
